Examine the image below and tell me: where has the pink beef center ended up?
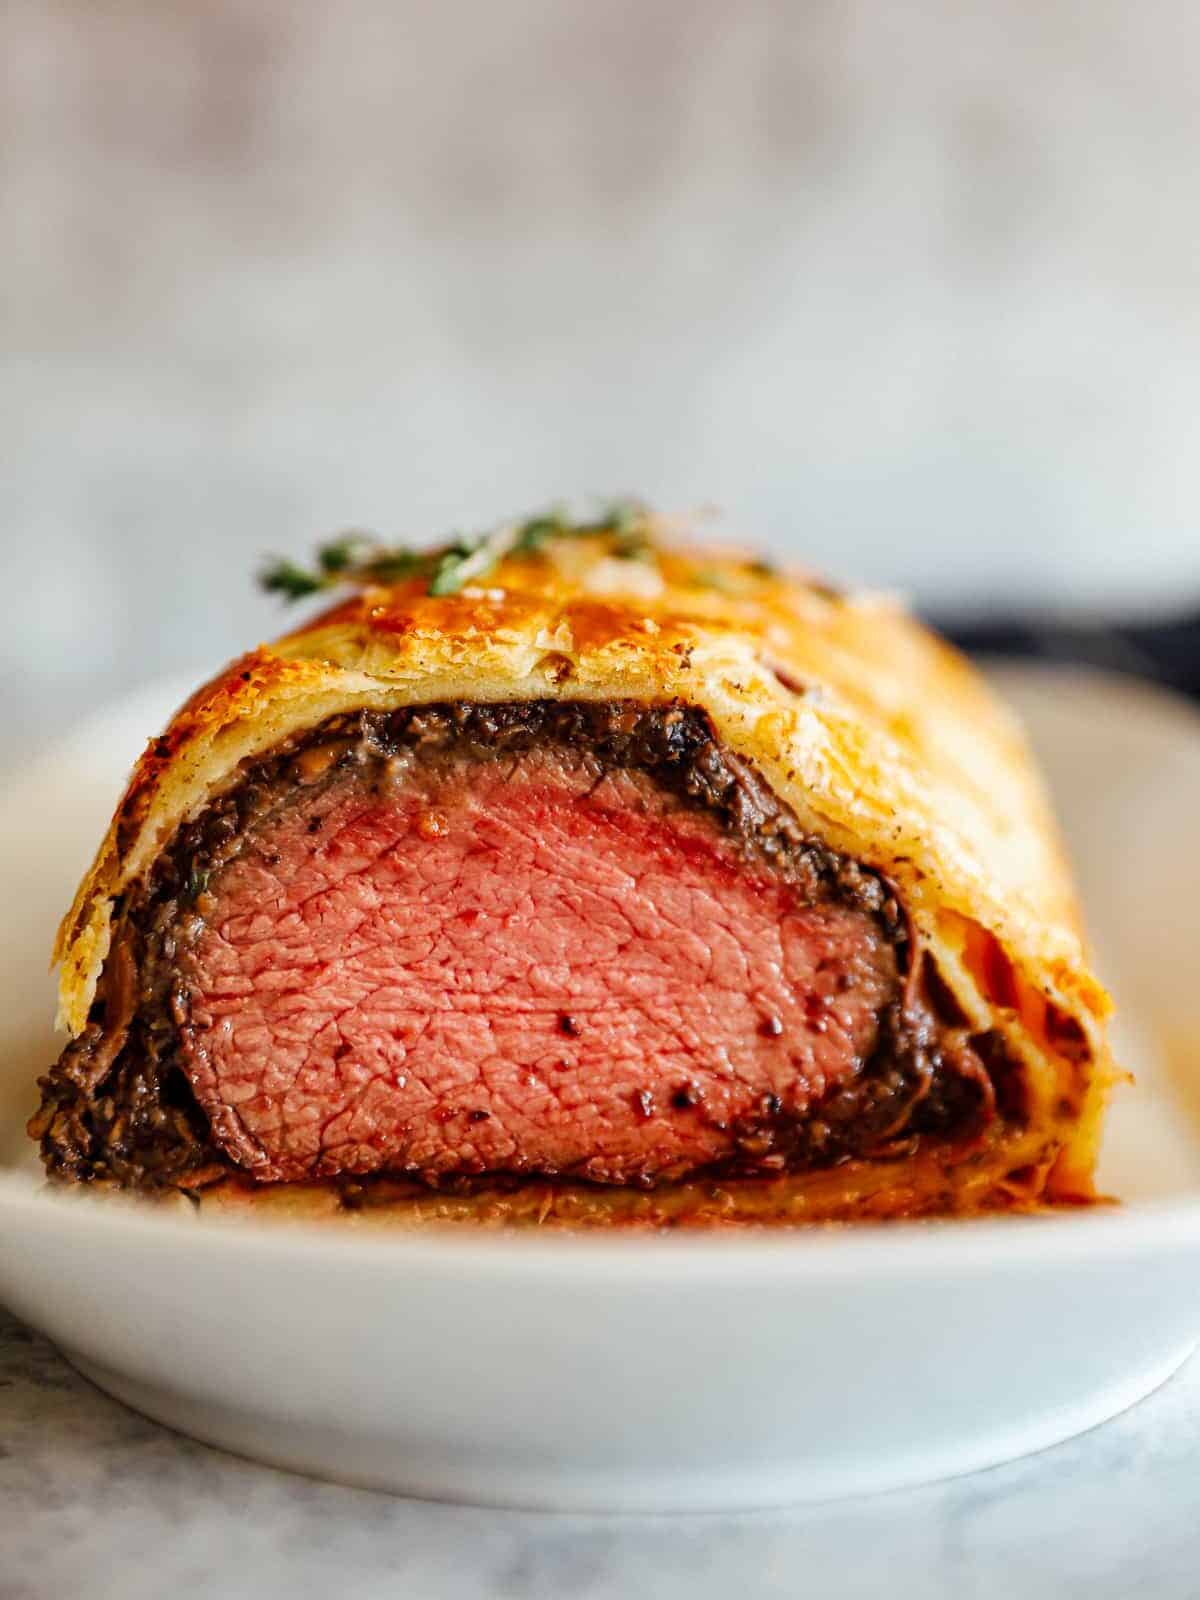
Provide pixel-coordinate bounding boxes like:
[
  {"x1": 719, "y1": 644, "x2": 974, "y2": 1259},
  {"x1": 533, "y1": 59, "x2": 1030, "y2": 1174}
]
[{"x1": 179, "y1": 749, "x2": 898, "y2": 1183}]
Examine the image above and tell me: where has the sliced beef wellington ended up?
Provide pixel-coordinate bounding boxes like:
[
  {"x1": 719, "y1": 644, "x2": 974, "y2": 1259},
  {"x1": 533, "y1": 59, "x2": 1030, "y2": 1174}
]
[{"x1": 34, "y1": 509, "x2": 1114, "y2": 1220}]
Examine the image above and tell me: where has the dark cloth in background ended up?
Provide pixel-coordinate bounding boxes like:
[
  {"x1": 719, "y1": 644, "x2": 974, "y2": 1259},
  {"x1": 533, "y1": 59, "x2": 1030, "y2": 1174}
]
[{"x1": 943, "y1": 613, "x2": 1200, "y2": 702}]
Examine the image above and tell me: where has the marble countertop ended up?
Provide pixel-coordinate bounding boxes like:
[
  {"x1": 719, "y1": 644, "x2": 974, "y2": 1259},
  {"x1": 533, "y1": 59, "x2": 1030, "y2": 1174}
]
[{"x1": 2, "y1": 1306, "x2": 1197, "y2": 1600}]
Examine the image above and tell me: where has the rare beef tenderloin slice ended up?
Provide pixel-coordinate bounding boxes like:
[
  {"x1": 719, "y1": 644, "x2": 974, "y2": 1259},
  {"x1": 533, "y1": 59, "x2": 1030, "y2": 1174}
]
[{"x1": 33, "y1": 702, "x2": 991, "y2": 1188}]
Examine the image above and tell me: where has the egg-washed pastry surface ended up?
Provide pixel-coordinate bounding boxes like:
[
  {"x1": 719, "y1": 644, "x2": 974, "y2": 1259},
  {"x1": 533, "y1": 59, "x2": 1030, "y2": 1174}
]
[{"x1": 32, "y1": 508, "x2": 1114, "y2": 1222}]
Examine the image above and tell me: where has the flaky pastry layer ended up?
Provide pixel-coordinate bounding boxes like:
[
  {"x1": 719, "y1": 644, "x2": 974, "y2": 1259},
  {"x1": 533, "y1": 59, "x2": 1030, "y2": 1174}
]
[{"x1": 54, "y1": 521, "x2": 1115, "y2": 1206}]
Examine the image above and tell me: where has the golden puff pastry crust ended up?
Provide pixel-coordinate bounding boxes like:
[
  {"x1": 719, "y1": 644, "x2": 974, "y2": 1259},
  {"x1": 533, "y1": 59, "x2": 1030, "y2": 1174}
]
[{"x1": 54, "y1": 517, "x2": 1115, "y2": 1211}]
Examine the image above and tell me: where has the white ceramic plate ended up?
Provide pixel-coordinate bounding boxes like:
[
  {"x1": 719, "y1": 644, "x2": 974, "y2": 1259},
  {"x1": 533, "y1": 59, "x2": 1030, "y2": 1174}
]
[{"x1": 3, "y1": 666, "x2": 1200, "y2": 1511}]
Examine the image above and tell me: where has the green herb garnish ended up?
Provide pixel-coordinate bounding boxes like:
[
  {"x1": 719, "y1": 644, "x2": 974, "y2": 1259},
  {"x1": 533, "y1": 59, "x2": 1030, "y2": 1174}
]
[
  {"x1": 317, "y1": 534, "x2": 377, "y2": 574},
  {"x1": 259, "y1": 501, "x2": 655, "y2": 603},
  {"x1": 602, "y1": 497, "x2": 655, "y2": 561},
  {"x1": 427, "y1": 537, "x2": 501, "y2": 597},
  {"x1": 259, "y1": 560, "x2": 327, "y2": 600}
]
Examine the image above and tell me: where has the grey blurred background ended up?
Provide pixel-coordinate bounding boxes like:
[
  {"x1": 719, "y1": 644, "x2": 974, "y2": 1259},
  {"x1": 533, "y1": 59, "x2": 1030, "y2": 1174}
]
[{"x1": 3, "y1": 0, "x2": 1200, "y2": 774}]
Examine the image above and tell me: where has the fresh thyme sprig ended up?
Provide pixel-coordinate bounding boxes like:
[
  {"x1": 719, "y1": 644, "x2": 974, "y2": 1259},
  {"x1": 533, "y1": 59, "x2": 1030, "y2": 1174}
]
[{"x1": 259, "y1": 501, "x2": 653, "y2": 602}]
